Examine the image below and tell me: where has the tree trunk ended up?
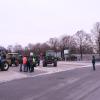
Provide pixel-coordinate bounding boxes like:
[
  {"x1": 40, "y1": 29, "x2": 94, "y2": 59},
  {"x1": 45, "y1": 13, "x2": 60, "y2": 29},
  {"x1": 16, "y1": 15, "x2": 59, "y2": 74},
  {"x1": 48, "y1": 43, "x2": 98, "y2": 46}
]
[
  {"x1": 99, "y1": 42, "x2": 100, "y2": 57},
  {"x1": 80, "y1": 45, "x2": 83, "y2": 60}
]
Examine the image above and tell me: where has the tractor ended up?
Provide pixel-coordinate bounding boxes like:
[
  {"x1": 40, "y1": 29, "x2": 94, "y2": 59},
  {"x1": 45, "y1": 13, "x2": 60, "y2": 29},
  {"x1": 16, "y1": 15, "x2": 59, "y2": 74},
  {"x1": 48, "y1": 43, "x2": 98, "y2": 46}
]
[{"x1": 43, "y1": 50, "x2": 57, "y2": 67}]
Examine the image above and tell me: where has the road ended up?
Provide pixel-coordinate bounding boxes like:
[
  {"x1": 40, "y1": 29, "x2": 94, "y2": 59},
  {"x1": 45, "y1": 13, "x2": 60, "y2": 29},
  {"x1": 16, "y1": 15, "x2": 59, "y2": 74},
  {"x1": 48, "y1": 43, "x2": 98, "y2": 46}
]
[
  {"x1": 0, "y1": 61, "x2": 93, "y2": 83},
  {"x1": 0, "y1": 64, "x2": 100, "y2": 100}
]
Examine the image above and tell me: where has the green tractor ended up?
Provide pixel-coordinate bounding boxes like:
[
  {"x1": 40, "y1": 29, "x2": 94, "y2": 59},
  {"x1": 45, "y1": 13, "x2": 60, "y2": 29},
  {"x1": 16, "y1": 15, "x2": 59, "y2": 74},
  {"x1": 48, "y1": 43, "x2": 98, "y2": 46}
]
[{"x1": 43, "y1": 50, "x2": 57, "y2": 67}]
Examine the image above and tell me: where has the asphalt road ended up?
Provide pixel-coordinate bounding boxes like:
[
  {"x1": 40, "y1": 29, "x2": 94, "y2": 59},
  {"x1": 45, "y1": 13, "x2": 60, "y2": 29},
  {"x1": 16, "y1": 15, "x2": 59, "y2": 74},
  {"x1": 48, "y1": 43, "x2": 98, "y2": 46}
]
[{"x1": 0, "y1": 65, "x2": 100, "y2": 100}]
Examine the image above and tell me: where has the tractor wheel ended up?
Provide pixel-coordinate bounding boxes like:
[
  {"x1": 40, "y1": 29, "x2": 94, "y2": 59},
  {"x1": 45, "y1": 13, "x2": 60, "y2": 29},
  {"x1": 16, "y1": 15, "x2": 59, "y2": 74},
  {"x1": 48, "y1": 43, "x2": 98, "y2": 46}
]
[{"x1": 1, "y1": 61, "x2": 9, "y2": 71}]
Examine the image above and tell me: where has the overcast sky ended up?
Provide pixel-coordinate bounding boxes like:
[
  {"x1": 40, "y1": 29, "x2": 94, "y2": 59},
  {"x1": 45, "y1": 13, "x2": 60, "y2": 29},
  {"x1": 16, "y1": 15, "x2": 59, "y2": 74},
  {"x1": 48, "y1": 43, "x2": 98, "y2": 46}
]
[{"x1": 0, "y1": 0, "x2": 100, "y2": 47}]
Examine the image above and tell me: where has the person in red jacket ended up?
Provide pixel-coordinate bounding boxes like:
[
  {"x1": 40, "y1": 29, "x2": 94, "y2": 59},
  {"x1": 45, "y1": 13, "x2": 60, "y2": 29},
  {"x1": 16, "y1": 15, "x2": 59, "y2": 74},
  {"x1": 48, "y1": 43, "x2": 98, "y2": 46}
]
[{"x1": 23, "y1": 56, "x2": 28, "y2": 72}]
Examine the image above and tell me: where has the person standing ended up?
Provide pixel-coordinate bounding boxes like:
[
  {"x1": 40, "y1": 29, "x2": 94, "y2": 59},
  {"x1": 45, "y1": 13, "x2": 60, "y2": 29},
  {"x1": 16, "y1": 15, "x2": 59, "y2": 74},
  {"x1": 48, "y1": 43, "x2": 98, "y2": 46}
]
[
  {"x1": 28, "y1": 56, "x2": 33, "y2": 72},
  {"x1": 23, "y1": 56, "x2": 28, "y2": 72},
  {"x1": 19, "y1": 55, "x2": 23, "y2": 72},
  {"x1": 27, "y1": 56, "x2": 31, "y2": 72},
  {"x1": 33, "y1": 57, "x2": 36, "y2": 66},
  {"x1": 92, "y1": 55, "x2": 96, "y2": 71}
]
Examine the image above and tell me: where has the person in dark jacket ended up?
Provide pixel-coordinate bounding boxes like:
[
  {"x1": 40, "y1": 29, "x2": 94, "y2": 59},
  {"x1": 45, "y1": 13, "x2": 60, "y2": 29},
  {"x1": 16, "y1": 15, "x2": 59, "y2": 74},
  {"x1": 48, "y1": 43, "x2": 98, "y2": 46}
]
[
  {"x1": 27, "y1": 56, "x2": 31, "y2": 72},
  {"x1": 19, "y1": 55, "x2": 23, "y2": 72},
  {"x1": 29, "y1": 56, "x2": 34, "y2": 72},
  {"x1": 92, "y1": 55, "x2": 96, "y2": 71}
]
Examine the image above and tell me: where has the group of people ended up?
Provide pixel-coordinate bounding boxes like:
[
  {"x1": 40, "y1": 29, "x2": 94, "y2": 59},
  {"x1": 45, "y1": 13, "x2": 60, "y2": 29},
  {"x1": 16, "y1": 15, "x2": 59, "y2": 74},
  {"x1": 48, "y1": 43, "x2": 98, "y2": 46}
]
[{"x1": 18, "y1": 55, "x2": 36, "y2": 72}]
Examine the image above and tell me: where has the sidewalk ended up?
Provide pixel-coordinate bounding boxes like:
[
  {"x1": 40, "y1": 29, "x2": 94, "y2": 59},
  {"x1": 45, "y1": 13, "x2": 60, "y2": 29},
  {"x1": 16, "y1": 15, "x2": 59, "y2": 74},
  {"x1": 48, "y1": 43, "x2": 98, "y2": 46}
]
[
  {"x1": 0, "y1": 67, "x2": 46, "y2": 84},
  {"x1": 35, "y1": 61, "x2": 100, "y2": 74}
]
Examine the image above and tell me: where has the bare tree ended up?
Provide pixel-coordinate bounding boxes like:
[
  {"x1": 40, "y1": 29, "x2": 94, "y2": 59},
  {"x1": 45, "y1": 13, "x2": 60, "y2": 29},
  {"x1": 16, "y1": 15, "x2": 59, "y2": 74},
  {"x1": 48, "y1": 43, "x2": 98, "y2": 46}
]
[
  {"x1": 13, "y1": 44, "x2": 23, "y2": 53},
  {"x1": 59, "y1": 35, "x2": 77, "y2": 58},
  {"x1": 40, "y1": 43, "x2": 50, "y2": 57},
  {"x1": 0, "y1": 46, "x2": 6, "y2": 52},
  {"x1": 68, "y1": 36, "x2": 77, "y2": 54},
  {"x1": 7, "y1": 45, "x2": 13, "y2": 52},
  {"x1": 33, "y1": 43, "x2": 41, "y2": 55},
  {"x1": 48, "y1": 38, "x2": 59, "y2": 52},
  {"x1": 75, "y1": 30, "x2": 93, "y2": 60},
  {"x1": 92, "y1": 22, "x2": 100, "y2": 56},
  {"x1": 27, "y1": 43, "x2": 34, "y2": 52}
]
